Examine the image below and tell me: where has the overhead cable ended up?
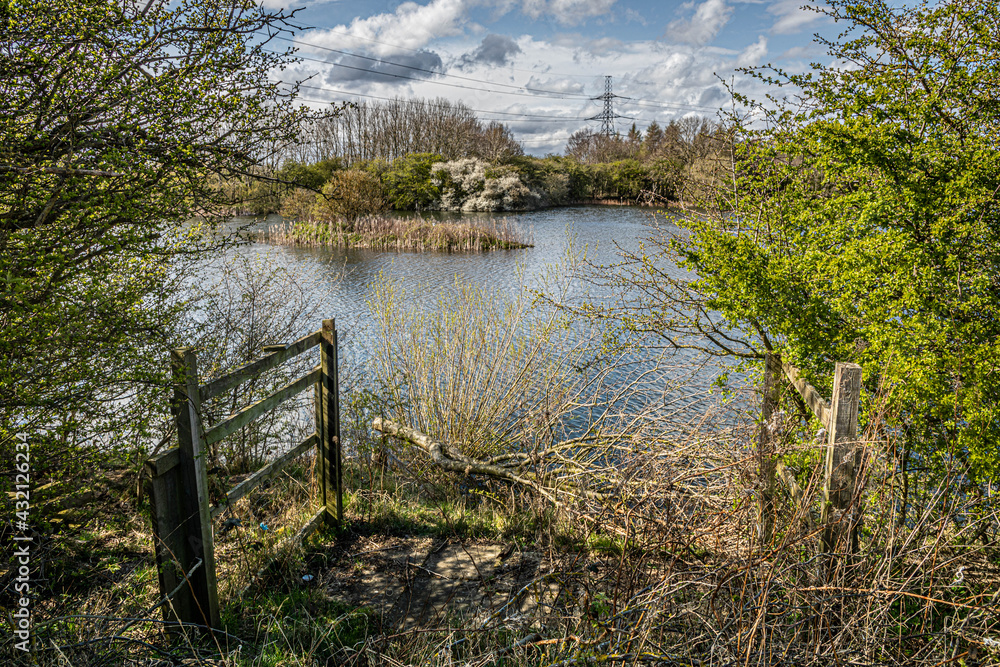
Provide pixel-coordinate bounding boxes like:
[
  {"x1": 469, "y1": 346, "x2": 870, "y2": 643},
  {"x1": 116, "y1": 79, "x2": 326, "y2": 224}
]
[
  {"x1": 273, "y1": 35, "x2": 594, "y2": 98},
  {"x1": 269, "y1": 29, "x2": 598, "y2": 80},
  {"x1": 283, "y1": 83, "x2": 588, "y2": 122}
]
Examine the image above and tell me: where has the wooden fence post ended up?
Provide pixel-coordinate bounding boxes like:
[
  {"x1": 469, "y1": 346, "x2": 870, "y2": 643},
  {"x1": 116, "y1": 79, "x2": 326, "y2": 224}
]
[
  {"x1": 314, "y1": 361, "x2": 326, "y2": 525},
  {"x1": 821, "y1": 362, "x2": 863, "y2": 555},
  {"x1": 758, "y1": 352, "x2": 781, "y2": 544},
  {"x1": 320, "y1": 319, "x2": 343, "y2": 526},
  {"x1": 169, "y1": 348, "x2": 220, "y2": 629},
  {"x1": 146, "y1": 449, "x2": 187, "y2": 626}
]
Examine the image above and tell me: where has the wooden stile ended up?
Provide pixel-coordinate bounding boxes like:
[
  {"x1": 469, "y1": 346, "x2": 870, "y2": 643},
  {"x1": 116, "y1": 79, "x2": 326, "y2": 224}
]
[
  {"x1": 145, "y1": 447, "x2": 186, "y2": 624},
  {"x1": 320, "y1": 319, "x2": 342, "y2": 527},
  {"x1": 147, "y1": 321, "x2": 342, "y2": 632},
  {"x1": 203, "y1": 367, "x2": 321, "y2": 446},
  {"x1": 332, "y1": 325, "x2": 343, "y2": 523},
  {"x1": 211, "y1": 434, "x2": 319, "y2": 520},
  {"x1": 759, "y1": 356, "x2": 864, "y2": 560},
  {"x1": 200, "y1": 331, "x2": 322, "y2": 400},
  {"x1": 152, "y1": 348, "x2": 221, "y2": 630}
]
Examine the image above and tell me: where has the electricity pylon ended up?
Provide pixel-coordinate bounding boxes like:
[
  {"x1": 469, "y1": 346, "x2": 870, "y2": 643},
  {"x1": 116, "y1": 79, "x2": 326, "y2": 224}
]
[{"x1": 587, "y1": 75, "x2": 623, "y2": 137}]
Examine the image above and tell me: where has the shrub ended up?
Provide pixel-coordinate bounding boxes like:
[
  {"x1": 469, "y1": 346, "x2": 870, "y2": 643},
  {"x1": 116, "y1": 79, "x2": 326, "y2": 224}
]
[
  {"x1": 431, "y1": 158, "x2": 541, "y2": 211},
  {"x1": 278, "y1": 187, "x2": 318, "y2": 221},
  {"x1": 276, "y1": 158, "x2": 342, "y2": 191},
  {"x1": 313, "y1": 169, "x2": 389, "y2": 223}
]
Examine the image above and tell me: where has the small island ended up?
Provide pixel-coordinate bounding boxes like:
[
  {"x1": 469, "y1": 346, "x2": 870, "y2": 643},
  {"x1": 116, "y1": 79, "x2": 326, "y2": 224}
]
[{"x1": 264, "y1": 214, "x2": 532, "y2": 252}]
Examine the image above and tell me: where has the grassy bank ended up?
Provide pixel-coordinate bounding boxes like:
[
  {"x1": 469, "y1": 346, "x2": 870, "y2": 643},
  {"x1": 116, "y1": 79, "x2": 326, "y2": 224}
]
[
  {"x1": 5, "y1": 418, "x2": 999, "y2": 667},
  {"x1": 262, "y1": 215, "x2": 532, "y2": 252}
]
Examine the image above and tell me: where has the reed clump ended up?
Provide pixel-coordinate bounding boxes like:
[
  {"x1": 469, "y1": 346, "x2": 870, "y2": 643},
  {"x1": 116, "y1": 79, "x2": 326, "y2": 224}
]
[{"x1": 263, "y1": 215, "x2": 532, "y2": 252}]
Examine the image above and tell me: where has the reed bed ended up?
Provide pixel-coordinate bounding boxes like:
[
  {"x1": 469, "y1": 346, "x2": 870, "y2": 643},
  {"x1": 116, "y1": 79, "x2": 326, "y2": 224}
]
[{"x1": 262, "y1": 214, "x2": 532, "y2": 252}]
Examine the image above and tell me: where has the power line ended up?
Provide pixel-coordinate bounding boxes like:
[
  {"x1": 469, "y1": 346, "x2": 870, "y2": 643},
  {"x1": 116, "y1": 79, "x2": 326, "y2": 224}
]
[
  {"x1": 284, "y1": 26, "x2": 739, "y2": 113},
  {"x1": 274, "y1": 50, "x2": 610, "y2": 104},
  {"x1": 284, "y1": 81, "x2": 589, "y2": 120},
  {"x1": 265, "y1": 31, "x2": 728, "y2": 114},
  {"x1": 273, "y1": 35, "x2": 593, "y2": 99},
  {"x1": 274, "y1": 43, "x2": 726, "y2": 115},
  {"x1": 284, "y1": 81, "x2": 679, "y2": 128},
  {"x1": 619, "y1": 97, "x2": 723, "y2": 113},
  {"x1": 587, "y1": 75, "x2": 628, "y2": 136},
  {"x1": 289, "y1": 92, "x2": 580, "y2": 123},
  {"x1": 291, "y1": 83, "x2": 586, "y2": 118},
  {"x1": 287, "y1": 88, "x2": 718, "y2": 151},
  {"x1": 276, "y1": 27, "x2": 598, "y2": 80},
  {"x1": 519, "y1": 138, "x2": 571, "y2": 145}
]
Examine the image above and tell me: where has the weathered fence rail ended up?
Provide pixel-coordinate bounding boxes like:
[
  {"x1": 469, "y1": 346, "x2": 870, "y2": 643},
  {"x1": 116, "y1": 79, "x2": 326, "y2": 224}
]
[
  {"x1": 759, "y1": 352, "x2": 863, "y2": 554},
  {"x1": 145, "y1": 319, "x2": 342, "y2": 631}
]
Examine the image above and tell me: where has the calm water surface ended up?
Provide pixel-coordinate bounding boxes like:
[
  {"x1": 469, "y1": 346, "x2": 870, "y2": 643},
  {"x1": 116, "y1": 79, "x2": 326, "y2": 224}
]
[
  {"x1": 243, "y1": 206, "x2": 675, "y2": 313},
  {"x1": 219, "y1": 205, "x2": 745, "y2": 433}
]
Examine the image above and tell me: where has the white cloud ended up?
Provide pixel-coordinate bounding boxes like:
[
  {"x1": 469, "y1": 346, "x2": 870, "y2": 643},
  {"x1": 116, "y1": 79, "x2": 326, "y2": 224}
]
[
  {"x1": 624, "y1": 8, "x2": 647, "y2": 25},
  {"x1": 524, "y1": 75, "x2": 586, "y2": 94},
  {"x1": 307, "y1": 0, "x2": 477, "y2": 56},
  {"x1": 459, "y1": 34, "x2": 523, "y2": 68},
  {"x1": 286, "y1": 20, "x2": 780, "y2": 155},
  {"x1": 666, "y1": 0, "x2": 733, "y2": 46},
  {"x1": 737, "y1": 35, "x2": 767, "y2": 66},
  {"x1": 779, "y1": 44, "x2": 821, "y2": 60},
  {"x1": 768, "y1": 0, "x2": 823, "y2": 35},
  {"x1": 298, "y1": 0, "x2": 619, "y2": 58},
  {"x1": 521, "y1": 0, "x2": 617, "y2": 26},
  {"x1": 583, "y1": 36, "x2": 625, "y2": 55}
]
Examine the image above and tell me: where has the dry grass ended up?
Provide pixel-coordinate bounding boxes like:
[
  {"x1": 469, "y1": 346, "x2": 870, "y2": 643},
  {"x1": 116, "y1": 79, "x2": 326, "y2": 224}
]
[
  {"x1": 347, "y1": 415, "x2": 1000, "y2": 667},
  {"x1": 260, "y1": 214, "x2": 532, "y2": 252},
  {"x1": 2, "y1": 419, "x2": 999, "y2": 666}
]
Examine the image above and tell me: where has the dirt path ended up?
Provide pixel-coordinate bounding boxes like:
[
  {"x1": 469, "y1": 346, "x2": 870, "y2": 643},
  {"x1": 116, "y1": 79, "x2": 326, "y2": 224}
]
[{"x1": 314, "y1": 531, "x2": 557, "y2": 632}]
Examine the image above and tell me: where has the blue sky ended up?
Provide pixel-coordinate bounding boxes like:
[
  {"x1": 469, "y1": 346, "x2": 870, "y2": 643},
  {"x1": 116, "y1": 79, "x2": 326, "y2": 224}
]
[{"x1": 262, "y1": 0, "x2": 836, "y2": 154}]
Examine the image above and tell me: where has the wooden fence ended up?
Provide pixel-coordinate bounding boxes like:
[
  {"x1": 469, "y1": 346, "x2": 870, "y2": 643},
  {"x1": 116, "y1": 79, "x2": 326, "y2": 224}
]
[
  {"x1": 145, "y1": 319, "x2": 342, "y2": 631},
  {"x1": 758, "y1": 353, "x2": 863, "y2": 554}
]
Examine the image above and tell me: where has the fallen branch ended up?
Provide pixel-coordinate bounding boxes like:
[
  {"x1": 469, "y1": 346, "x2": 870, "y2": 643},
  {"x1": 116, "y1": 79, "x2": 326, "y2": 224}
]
[
  {"x1": 373, "y1": 417, "x2": 556, "y2": 502},
  {"x1": 372, "y1": 417, "x2": 613, "y2": 503}
]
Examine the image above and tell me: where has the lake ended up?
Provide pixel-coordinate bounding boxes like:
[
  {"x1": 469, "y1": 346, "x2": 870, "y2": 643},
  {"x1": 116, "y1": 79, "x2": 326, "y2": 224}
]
[{"x1": 213, "y1": 205, "x2": 748, "y2": 440}]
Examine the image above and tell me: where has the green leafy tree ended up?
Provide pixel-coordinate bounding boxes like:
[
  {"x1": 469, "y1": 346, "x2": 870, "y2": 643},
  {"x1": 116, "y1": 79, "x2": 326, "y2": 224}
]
[
  {"x1": 669, "y1": 0, "x2": 1000, "y2": 482},
  {"x1": 0, "y1": 0, "x2": 318, "y2": 505},
  {"x1": 277, "y1": 158, "x2": 343, "y2": 192},
  {"x1": 381, "y1": 153, "x2": 443, "y2": 210}
]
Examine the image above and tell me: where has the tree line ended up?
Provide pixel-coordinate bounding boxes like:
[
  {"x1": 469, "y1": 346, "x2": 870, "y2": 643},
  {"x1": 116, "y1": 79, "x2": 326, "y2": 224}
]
[
  {"x1": 287, "y1": 97, "x2": 523, "y2": 165},
  {"x1": 256, "y1": 100, "x2": 734, "y2": 219}
]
